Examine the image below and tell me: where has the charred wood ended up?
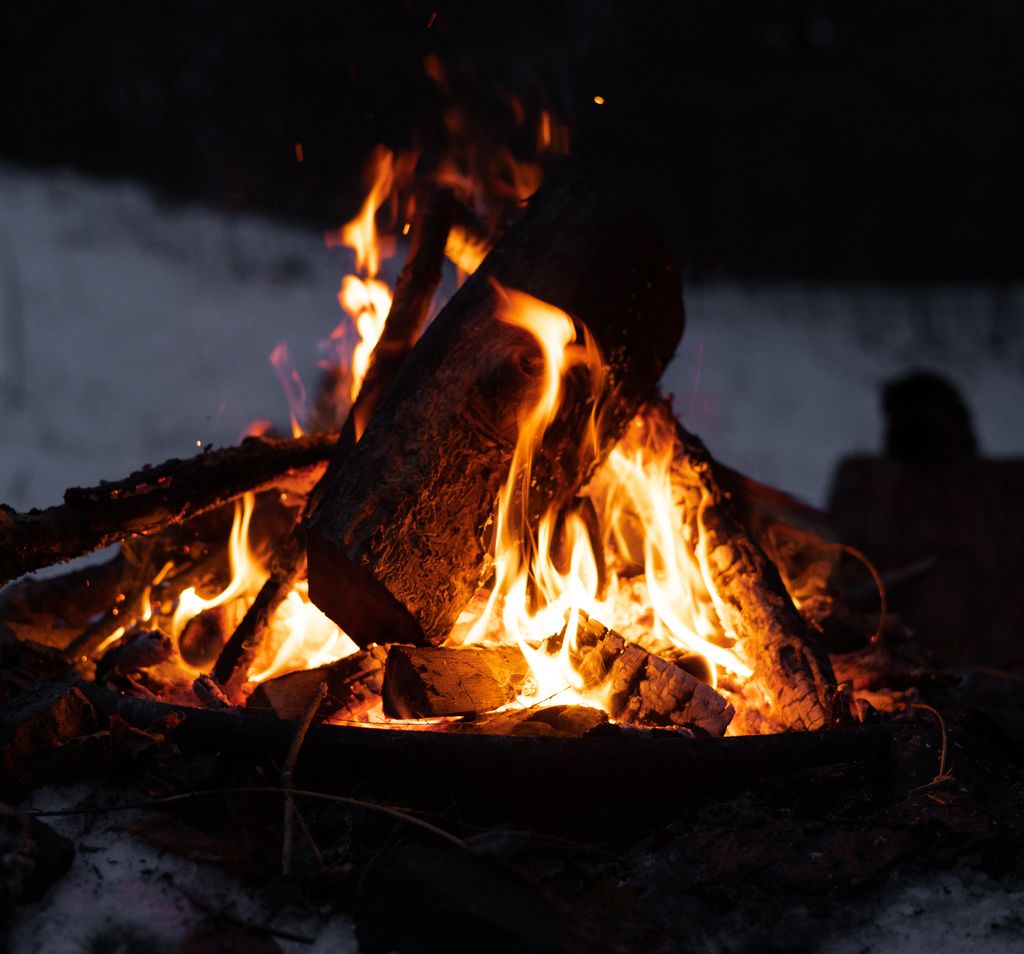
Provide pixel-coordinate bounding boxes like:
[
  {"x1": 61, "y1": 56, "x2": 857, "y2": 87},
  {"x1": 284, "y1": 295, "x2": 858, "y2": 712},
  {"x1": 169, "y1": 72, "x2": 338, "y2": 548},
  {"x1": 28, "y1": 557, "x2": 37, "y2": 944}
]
[
  {"x1": 563, "y1": 612, "x2": 734, "y2": 737},
  {"x1": 246, "y1": 645, "x2": 387, "y2": 722},
  {"x1": 648, "y1": 400, "x2": 838, "y2": 730},
  {"x1": 211, "y1": 534, "x2": 305, "y2": 687},
  {"x1": 307, "y1": 163, "x2": 685, "y2": 647},
  {"x1": 0, "y1": 433, "x2": 335, "y2": 587},
  {"x1": 382, "y1": 644, "x2": 531, "y2": 719},
  {"x1": 78, "y1": 682, "x2": 892, "y2": 832},
  {"x1": 0, "y1": 681, "x2": 96, "y2": 797}
]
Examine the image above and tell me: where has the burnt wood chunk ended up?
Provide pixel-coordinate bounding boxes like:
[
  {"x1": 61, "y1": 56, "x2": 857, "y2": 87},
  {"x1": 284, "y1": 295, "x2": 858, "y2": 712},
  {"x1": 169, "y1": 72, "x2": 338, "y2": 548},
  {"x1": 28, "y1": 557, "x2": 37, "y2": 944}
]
[
  {"x1": 564, "y1": 612, "x2": 734, "y2": 737},
  {"x1": 647, "y1": 400, "x2": 837, "y2": 730},
  {"x1": 306, "y1": 163, "x2": 685, "y2": 647},
  {"x1": 459, "y1": 704, "x2": 609, "y2": 737},
  {"x1": 246, "y1": 646, "x2": 387, "y2": 722},
  {"x1": 0, "y1": 682, "x2": 97, "y2": 795},
  {"x1": 0, "y1": 433, "x2": 335, "y2": 586},
  {"x1": 382, "y1": 644, "x2": 532, "y2": 719}
]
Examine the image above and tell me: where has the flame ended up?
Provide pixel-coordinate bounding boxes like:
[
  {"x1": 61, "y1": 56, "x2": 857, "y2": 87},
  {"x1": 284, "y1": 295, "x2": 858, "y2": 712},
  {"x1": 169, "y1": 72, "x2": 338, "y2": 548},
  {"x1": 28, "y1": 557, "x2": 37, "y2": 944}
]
[
  {"x1": 319, "y1": 148, "x2": 397, "y2": 404},
  {"x1": 269, "y1": 342, "x2": 307, "y2": 437},
  {"x1": 172, "y1": 493, "x2": 267, "y2": 640},
  {"x1": 248, "y1": 580, "x2": 359, "y2": 683},
  {"x1": 454, "y1": 288, "x2": 751, "y2": 718}
]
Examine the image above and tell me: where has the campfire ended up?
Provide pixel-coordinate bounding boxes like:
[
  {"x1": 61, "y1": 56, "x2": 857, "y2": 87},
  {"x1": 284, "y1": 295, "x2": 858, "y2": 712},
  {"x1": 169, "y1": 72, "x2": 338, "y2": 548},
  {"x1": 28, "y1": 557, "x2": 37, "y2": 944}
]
[{"x1": 1, "y1": 97, "x2": 886, "y2": 749}]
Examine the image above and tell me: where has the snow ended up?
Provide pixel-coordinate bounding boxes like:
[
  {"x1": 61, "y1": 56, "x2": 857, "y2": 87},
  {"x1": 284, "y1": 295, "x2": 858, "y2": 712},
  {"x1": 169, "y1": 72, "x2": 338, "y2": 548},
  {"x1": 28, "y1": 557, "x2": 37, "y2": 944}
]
[
  {"x1": 11, "y1": 783, "x2": 359, "y2": 954},
  {"x1": 2, "y1": 165, "x2": 1022, "y2": 516}
]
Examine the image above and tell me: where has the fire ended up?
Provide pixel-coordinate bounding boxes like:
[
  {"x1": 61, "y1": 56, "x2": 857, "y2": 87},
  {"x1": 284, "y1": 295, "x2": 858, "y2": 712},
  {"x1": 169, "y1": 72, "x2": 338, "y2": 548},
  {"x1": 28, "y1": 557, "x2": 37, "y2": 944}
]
[
  {"x1": 172, "y1": 492, "x2": 266, "y2": 640},
  {"x1": 457, "y1": 287, "x2": 750, "y2": 714},
  {"x1": 248, "y1": 579, "x2": 359, "y2": 684},
  {"x1": 168, "y1": 492, "x2": 357, "y2": 688},
  {"x1": 329, "y1": 146, "x2": 396, "y2": 402}
]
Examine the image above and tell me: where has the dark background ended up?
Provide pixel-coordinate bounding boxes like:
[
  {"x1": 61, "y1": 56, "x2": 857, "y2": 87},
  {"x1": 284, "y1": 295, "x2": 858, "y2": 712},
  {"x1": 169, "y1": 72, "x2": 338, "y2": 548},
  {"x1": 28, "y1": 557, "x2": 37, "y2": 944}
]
[{"x1": 2, "y1": 0, "x2": 1022, "y2": 280}]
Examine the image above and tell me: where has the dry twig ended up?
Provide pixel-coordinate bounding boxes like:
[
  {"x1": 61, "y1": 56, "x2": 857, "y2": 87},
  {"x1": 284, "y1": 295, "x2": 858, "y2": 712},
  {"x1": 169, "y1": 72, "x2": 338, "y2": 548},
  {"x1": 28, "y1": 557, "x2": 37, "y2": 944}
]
[{"x1": 281, "y1": 680, "x2": 328, "y2": 874}]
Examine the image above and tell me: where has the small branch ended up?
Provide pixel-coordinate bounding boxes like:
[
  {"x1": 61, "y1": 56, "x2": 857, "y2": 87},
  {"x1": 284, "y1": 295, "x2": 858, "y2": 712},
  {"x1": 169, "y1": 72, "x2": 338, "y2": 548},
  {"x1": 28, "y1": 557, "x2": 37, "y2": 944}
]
[
  {"x1": 282, "y1": 681, "x2": 328, "y2": 874},
  {"x1": 910, "y1": 702, "x2": 955, "y2": 793},
  {"x1": 0, "y1": 433, "x2": 335, "y2": 587},
  {"x1": 836, "y1": 543, "x2": 888, "y2": 643},
  {"x1": 211, "y1": 534, "x2": 305, "y2": 686},
  {"x1": 27, "y1": 785, "x2": 468, "y2": 848}
]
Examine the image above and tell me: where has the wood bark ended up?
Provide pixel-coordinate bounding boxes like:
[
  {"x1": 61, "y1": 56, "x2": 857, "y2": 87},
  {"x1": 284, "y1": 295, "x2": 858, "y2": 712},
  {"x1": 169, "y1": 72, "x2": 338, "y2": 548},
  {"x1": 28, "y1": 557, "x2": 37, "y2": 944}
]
[
  {"x1": 561, "y1": 612, "x2": 734, "y2": 737},
  {"x1": 246, "y1": 645, "x2": 387, "y2": 722},
  {"x1": 306, "y1": 162, "x2": 685, "y2": 648},
  {"x1": 645, "y1": 399, "x2": 838, "y2": 730},
  {"x1": 382, "y1": 644, "x2": 531, "y2": 718},
  {"x1": 0, "y1": 433, "x2": 335, "y2": 587}
]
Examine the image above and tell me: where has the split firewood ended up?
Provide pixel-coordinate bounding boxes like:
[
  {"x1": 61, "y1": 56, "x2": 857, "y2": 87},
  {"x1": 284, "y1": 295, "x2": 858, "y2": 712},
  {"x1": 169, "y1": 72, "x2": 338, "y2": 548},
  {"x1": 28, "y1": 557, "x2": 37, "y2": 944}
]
[
  {"x1": 382, "y1": 644, "x2": 532, "y2": 719},
  {"x1": 645, "y1": 399, "x2": 838, "y2": 730},
  {"x1": 307, "y1": 162, "x2": 685, "y2": 647},
  {"x1": 561, "y1": 612, "x2": 734, "y2": 737},
  {"x1": 0, "y1": 432, "x2": 335, "y2": 587},
  {"x1": 246, "y1": 645, "x2": 387, "y2": 722},
  {"x1": 95, "y1": 629, "x2": 175, "y2": 680},
  {"x1": 212, "y1": 189, "x2": 455, "y2": 687}
]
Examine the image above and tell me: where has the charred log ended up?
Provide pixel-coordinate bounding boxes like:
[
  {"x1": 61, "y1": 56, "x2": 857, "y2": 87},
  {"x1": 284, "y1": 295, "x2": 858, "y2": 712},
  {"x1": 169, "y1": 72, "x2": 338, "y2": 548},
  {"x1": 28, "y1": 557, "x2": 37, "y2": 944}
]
[
  {"x1": 563, "y1": 612, "x2": 734, "y2": 737},
  {"x1": 79, "y1": 681, "x2": 892, "y2": 832},
  {"x1": 247, "y1": 645, "x2": 387, "y2": 722},
  {"x1": 648, "y1": 400, "x2": 838, "y2": 730},
  {"x1": 307, "y1": 163, "x2": 685, "y2": 647},
  {"x1": 0, "y1": 433, "x2": 335, "y2": 587},
  {"x1": 382, "y1": 644, "x2": 532, "y2": 719}
]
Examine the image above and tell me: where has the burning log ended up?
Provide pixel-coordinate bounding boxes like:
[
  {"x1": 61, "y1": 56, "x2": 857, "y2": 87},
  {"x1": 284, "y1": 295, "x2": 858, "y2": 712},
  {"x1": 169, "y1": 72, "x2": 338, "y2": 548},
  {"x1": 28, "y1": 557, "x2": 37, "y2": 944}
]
[
  {"x1": 247, "y1": 645, "x2": 387, "y2": 722},
  {"x1": 564, "y1": 612, "x2": 734, "y2": 736},
  {"x1": 307, "y1": 164, "x2": 685, "y2": 647},
  {"x1": 382, "y1": 644, "x2": 532, "y2": 719},
  {"x1": 0, "y1": 433, "x2": 335, "y2": 587},
  {"x1": 652, "y1": 401, "x2": 838, "y2": 730}
]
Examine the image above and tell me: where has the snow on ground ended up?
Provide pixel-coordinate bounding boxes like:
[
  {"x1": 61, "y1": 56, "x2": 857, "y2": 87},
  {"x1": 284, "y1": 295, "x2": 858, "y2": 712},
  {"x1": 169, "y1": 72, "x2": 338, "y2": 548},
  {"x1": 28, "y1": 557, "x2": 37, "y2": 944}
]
[
  {"x1": 11, "y1": 783, "x2": 358, "y2": 954},
  {"x1": 1, "y1": 165, "x2": 1023, "y2": 514}
]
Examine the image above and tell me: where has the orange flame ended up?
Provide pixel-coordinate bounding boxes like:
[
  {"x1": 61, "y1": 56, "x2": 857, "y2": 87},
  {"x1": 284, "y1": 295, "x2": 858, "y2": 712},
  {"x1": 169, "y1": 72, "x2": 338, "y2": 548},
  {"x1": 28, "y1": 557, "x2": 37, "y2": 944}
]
[{"x1": 455, "y1": 288, "x2": 751, "y2": 717}]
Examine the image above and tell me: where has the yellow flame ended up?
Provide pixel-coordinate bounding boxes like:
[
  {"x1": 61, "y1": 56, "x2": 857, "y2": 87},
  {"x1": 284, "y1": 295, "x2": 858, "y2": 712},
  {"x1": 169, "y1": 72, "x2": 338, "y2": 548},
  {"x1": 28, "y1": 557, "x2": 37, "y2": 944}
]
[
  {"x1": 454, "y1": 287, "x2": 751, "y2": 718},
  {"x1": 172, "y1": 493, "x2": 266, "y2": 639},
  {"x1": 248, "y1": 580, "x2": 360, "y2": 683}
]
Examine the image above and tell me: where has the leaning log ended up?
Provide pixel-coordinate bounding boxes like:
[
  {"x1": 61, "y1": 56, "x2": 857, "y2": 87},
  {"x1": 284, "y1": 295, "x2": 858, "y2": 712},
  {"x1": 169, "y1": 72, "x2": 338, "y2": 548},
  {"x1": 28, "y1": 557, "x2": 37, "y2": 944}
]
[
  {"x1": 306, "y1": 162, "x2": 685, "y2": 647},
  {"x1": 382, "y1": 644, "x2": 532, "y2": 719},
  {"x1": 645, "y1": 400, "x2": 838, "y2": 730},
  {"x1": 0, "y1": 433, "x2": 335, "y2": 587}
]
